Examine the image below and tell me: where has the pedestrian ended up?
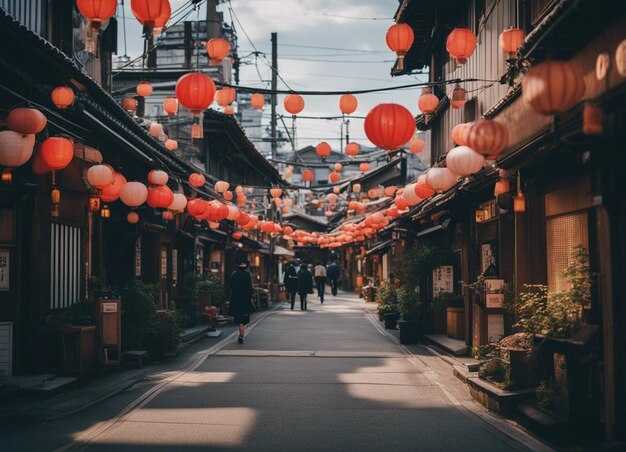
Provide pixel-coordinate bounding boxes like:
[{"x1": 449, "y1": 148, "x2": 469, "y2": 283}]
[
  {"x1": 283, "y1": 259, "x2": 299, "y2": 310},
  {"x1": 228, "y1": 259, "x2": 256, "y2": 344},
  {"x1": 313, "y1": 261, "x2": 327, "y2": 303},
  {"x1": 326, "y1": 259, "x2": 340, "y2": 296},
  {"x1": 297, "y1": 263, "x2": 314, "y2": 310}
]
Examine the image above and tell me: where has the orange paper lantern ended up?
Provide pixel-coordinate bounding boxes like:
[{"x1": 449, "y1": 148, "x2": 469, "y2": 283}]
[
  {"x1": 329, "y1": 172, "x2": 340, "y2": 183},
  {"x1": 51, "y1": 86, "x2": 74, "y2": 109},
  {"x1": 7, "y1": 108, "x2": 47, "y2": 134},
  {"x1": 251, "y1": 93, "x2": 265, "y2": 109},
  {"x1": 175, "y1": 72, "x2": 216, "y2": 115},
  {"x1": 345, "y1": 142, "x2": 360, "y2": 156},
  {"x1": 122, "y1": 96, "x2": 138, "y2": 112},
  {"x1": 409, "y1": 137, "x2": 425, "y2": 153},
  {"x1": 284, "y1": 94, "x2": 304, "y2": 115},
  {"x1": 188, "y1": 172, "x2": 205, "y2": 187},
  {"x1": 76, "y1": 0, "x2": 118, "y2": 28},
  {"x1": 163, "y1": 96, "x2": 178, "y2": 115},
  {"x1": 130, "y1": 0, "x2": 164, "y2": 28},
  {"x1": 147, "y1": 185, "x2": 174, "y2": 208},
  {"x1": 467, "y1": 119, "x2": 509, "y2": 158},
  {"x1": 522, "y1": 60, "x2": 585, "y2": 115},
  {"x1": 136, "y1": 81, "x2": 153, "y2": 97},
  {"x1": 315, "y1": 142, "x2": 332, "y2": 158},
  {"x1": 339, "y1": 94, "x2": 358, "y2": 115},
  {"x1": 500, "y1": 28, "x2": 525, "y2": 58},
  {"x1": 206, "y1": 38, "x2": 230, "y2": 65},
  {"x1": 215, "y1": 87, "x2": 236, "y2": 106},
  {"x1": 40, "y1": 136, "x2": 73, "y2": 170},
  {"x1": 359, "y1": 162, "x2": 370, "y2": 172},
  {"x1": 386, "y1": 23, "x2": 414, "y2": 71},
  {"x1": 302, "y1": 169, "x2": 314, "y2": 182},
  {"x1": 418, "y1": 89, "x2": 439, "y2": 114},
  {"x1": 101, "y1": 172, "x2": 127, "y2": 202},
  {"x1": 451, "y1": 84, "x2": 467, "y2": 109},
  {"x1": 364, "y1": 103, "x2": 416, "y2": 151},
  {"x1": 446, "y1": 27, "x2": 477, "y2": 64}
]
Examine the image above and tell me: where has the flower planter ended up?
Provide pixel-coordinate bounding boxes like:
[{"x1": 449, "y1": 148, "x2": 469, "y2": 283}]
[
  {"x1": 398, "y1": 320, "x2": 419, "y2": 344},
  {"x1": 382, "y1": 312, "x2": 399, "y2": 329}
]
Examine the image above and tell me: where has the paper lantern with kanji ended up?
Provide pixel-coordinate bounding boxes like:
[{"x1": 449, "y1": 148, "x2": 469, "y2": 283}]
[
  {"x1": 40, "y1": 136, "x2": 74, "y2": 170},
  {"x1": 175, "y1": 72, "x2": 216, "y2": 115},
  {"x1": 339, "y1": 94, "x2": 358, "y2": 115},
  {"x1": 446, "y1": 27, "x2": 477, "y2": 64},
  {"x1": 302, "y1": 169, "x2": 314, "y2": 182},
  {"x1": 101, "y1": 172, "x2": 127, "y2": 202},
  {"x1": 359, "y1": 162, "x2": 370, "y2": 172},
  {"x1": 87, "y1": 164, "x2": 114, "y2": 189},
  {"x1": 467, "y1": 119, "x2": 509, "y2": 158},
  {"x1": 187, "y1": 198, "x2": 207, "y2": 218},
  {"x1": 164, "y1": 139, "x2": 178, "y2": 151},
  {"x1": 386, "y1": 23, "x2": 414, "y2": 71},
  {"x1": 409, "y1": 137, "x2": 425, "y2": 153},
  {"x1": 418, "y1": 89, "x2": 439, "y2": 114},
  {"x1": 215, "y1": 87, "x2": 236, "y2": 106},
  {"x1": 446, "y1": 146, "x2": 485, "y2": 176},
  {"x1": 148, "y1": 169, "x2": 168, "y2": 185},
  {"x1": 415, "y1": 174, "x2": 434, "y2": 199},
  {"x1": 364, "y1": 103, "x2": 415, "y2": 151},
  {"x1": 522, "y1": 60, "x2": 585, "y2": 115},
  {"x1": 122, "y1": 96, "x2": 138, "y2": 113},
  {"x1": 130, "y1": 0, "x2": 164, "y2": 28},
  {"x1": 7, "y1": 108, "x2": 47, "y2": 134},
  {"x1": 345, "y1": 142, "x2": 360, "y2": 156},
  {"x1": 76, "y1": 0, "x2": 118, "y2": 28},
  {"x1": 51, "y1": 86, "x2": 74, "y2": 109},
  {"x1": 315, "y1": 142, "x2": 332, "y2": 158},
  {"x1": 426, "y1": 168, "x2": 457, "y2": 192},
  {"x1": 147, "y1": 185, "x2": 174, "y2": 208},
  {"x1": 188, "y1": 172, "x2": 205, "y2": 187},
  {"x1": 329, "y1": 172, "x2": 340, "y2": 183},
  {"x1": 120, "y1": 181, "x2": 148, "y2": 207},
  {"x1": 168, "y1": 193, "x2": 187, "y2": 212},
  {"x1": 163, "y1": 96, "x2": 178, "y2": 116},
  {"x1": 0, "y1": 131, "x2": 35, "y2": 168},
  {"x1": 284, "y1": 94, "x2": 304, "y2": 115},
  {"x1": 250, "y1": 93, "x2": 265, "y2": 110},
  {"x1": 206, "y1": 38, "x2": 230, "y2": 65},
  {"x1": 215, "y1": 180, "x2": 229, "y2": 193},
  {"x1": 500, "y1": 28, "x2": 525, "y2": 58},
  {"x1": 451, "y1": 85, "x2": 467, "y2": 109},
  {"x1": 136, "y1": 81, "x2": 153, "y2": 97}
]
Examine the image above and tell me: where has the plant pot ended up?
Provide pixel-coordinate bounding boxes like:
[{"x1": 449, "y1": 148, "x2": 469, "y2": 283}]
[
  {"x1": 446, "y1": 306, "x2": 465, "y2": 339},
  {"x1": 398, "y1": 320, "x2": 419, "y2": 344},
  {"x1": 502, "y1": 348, "x2": 538, "y2": 388},
  {"x1": 383, "y1": 312, "x2": 399, "y2": 329}
]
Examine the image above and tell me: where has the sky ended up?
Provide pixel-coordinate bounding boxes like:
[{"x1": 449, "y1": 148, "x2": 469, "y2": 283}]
[{"x1": 117, "y1": 0, "x2": 427, "y2": 150}]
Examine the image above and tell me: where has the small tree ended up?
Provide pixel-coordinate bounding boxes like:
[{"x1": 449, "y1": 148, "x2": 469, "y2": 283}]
[
  {"x1": 397, "y1": 286, "x2": 421, "y2": 322},
  {"x1": 376, "y1": 282, "x2": 398, "y2": 315}
]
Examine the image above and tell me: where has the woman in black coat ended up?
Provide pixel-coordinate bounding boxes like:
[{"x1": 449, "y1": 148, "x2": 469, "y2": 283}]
[
  {"x1": 228, "y1": 261, "x2": 255, "y2": 343},
  {"x1": 296, "y1": 263, "x2": 314, "y2": 311}
]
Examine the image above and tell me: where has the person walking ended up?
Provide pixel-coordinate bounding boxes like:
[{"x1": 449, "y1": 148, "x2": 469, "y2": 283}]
[
  {"x1": 228, "y1": 260, "x2": 256, "y2": 344},
  {"x1": 326, "y1": 260, "x2": 340, "y2": 296},
  {"x1": 313, "y1": 261, "x2": 327, "y2": 304},
  {"x1": 297, "y1": 263, "x2": 313, "y2": 310},
  {"x1": 283, "y1": 260, "x2": 299, "y2": 310}
]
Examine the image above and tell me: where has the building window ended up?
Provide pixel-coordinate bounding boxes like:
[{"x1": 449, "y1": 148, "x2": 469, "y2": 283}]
[
  {"x1": 546, "y1": 211, "x2": 588, "y2": 293},
  {"x1": 50, "y1": 223, "x2": 82, "y2": 309}
]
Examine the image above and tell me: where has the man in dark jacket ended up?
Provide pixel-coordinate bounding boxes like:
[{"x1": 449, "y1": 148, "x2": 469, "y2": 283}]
[
  {"x1": 296, "y1": 263, "x2": 314, "y2": 311},
  {"x1": 326, "y1": 260, "x2": 340, "y2": 296},
  {"x1": 283, "y1": 260, "x2": 299, "y2": 310},
  {"x1": 228, "y1": 260, "x2": 255, "y2": 343}
]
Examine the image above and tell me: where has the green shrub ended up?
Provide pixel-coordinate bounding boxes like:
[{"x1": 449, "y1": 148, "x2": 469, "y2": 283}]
[
  {"x1": 177, "y1": 273, "x2": 201, "y2": 327},
  {"x1": 376, "y1": 282, "x2": 398, "y2": 316},
  {"x1": 121, "y1": 280, "x2": 158, "y2": 350},
  {"x1": 199, "y1": 274, "x2": 225, "y2": 306},
  {"x1": 397, "y1": 286, "x2": 421, "y2": 322}
]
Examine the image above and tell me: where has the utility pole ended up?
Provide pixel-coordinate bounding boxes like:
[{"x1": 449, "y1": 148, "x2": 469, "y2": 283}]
[{"x1": 271, "y1": 32, "x2": 278, "y2": 160}]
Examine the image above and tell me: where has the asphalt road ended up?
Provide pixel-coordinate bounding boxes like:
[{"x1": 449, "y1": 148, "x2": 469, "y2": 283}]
[{"x1": 2, "y1": 292, "x2": 550, "y2": 451}]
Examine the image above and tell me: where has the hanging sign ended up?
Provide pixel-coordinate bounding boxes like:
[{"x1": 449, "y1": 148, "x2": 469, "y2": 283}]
[
  {"x1": 432, "y1": 265, "x2": 453, "y2": 295},
  {"x1": 485, "y1": 279, "x2": 504, "y2": 308},
  {"x1": 134, "y1": 237, "x2": 141, "y2": 277},
  {"x1": 0, "y1": 249, "x2": 9, "y2": 291}
]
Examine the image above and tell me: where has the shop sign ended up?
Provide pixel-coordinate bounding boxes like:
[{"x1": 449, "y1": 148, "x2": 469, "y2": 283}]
[
  {"x1": 433, "y1": 265, "x2": 453, "y2": 295},
  {"x1": 0, "y1": 249, "x2": 9, "y2": 291}
]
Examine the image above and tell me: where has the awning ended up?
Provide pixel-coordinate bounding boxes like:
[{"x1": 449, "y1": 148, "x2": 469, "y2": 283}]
[
  {"x1": 259, "y1": 245, "x2": 295, "y2": 257},
  {"x1": 365, "y1": 240, "x2": 391, "y2": 257}
]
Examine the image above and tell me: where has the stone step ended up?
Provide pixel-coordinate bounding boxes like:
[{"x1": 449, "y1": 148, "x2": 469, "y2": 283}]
[
  {"x1": 22, "y1": 376, "x2": 77, "y2": 396},
  {"x1": 516, "y1": 402, "x2": 568, "y2": 446},
  {"x1": 424, "y1": 334, "x2": 468, "y2": 356}
]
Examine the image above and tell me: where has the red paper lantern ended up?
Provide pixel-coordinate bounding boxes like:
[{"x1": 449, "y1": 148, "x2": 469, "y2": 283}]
[
  {"x1": 451, "y1": 122, "x2": 473, "y2": 146},
  {"x1": 251, "y1": 93, "x2": 265, "y2": 110},
  {"x1": 339, "y1": 94, "x2": 358, "y2": 115},
  {"x1": 163, "y1": 96, "x2": 178, "y2": 115},
  {"x1": 215, "y1": 87, "x2": 236, "y2": 106},
  {"x1": 152, "y1": 0, "x2": 170, "y2": 30},
  {"x1": 315, "y1": 142, "x2": 332, "y2": 158},
  {"x1": 329, "y1": 172, "x2": 340, "y2": 183},
  {"x1": 40, "y1": 136, "x2": 74, "y2": 170},
  {"x1": 127, "y1": 211, "x2": 139, "y2": 224},
  {"x1": 175, "y1": 72, "x2": 216, "y2": 115},
  {"x1": 7, "y1": 108, "x2": 47, "y2": 135},
  {"x1": 76, "y1": 0, "x2": 118, "y2": 28},
  {"x1": 136, "y1": 81, "x2": 153, "y2": 97},
  {"x1": 415, "y1": 174, "x2": 435, "y2": 199},
  {"x1": 187, "y1": 198, "x2": 208, "y2": 218},
  {"x1": 101, "y1": 172, "x2": 127, "y2": 202},
  {"x1": 359, "y1": 162, "x2": 370, "y2": 172},
  {"x1": 418, "y1": 89, "x2": 439, "y2": 114},
  {"x1": 122, "y1": 96, "x2": 138, "y2": 112},
  {"x1": 236, "y1": 211, "x2": 250, "y2": 226},
  {"x1": 32, "y1": 147, "x2": 51, "y2": 175},
  {"x1": 223, "y1": 190, "x2": 233, "y2": 201},
  {"x1": 130, "y1": 0, "x2": 164, "y2": 28},
  {"x1": 345, "y1": 142, "x2": 360, "y2": 156},
  {"x1": 446, "y1": 27, "x2": 477, "y2": 64},
  {"x1": 260, "y1": 221, "x2": 275, "y2": 233},
  {"x1": 522, "y1": 60, "x2": 585, "y2": 115},
  {"x1": 395, "y1": 196, "x2": 409, "y2": 210},
  {"x1": 409, "y1": 137, "x2": 425, "y2": 153},
  {"x1": 206, "y1": 38, "x2": 230, "y2": 65},
  {"x1": 500, "y1": 28, "x2": 525, "y2": 58},
  {"x1": 204, "y1": 200, "x2": 228, "y2": 222},
  {"x1": 451, "y1": 84, "x2": 467, "y2": 109},
  {"x1": 284, "y1": 94, "x2": 304, "y2": 115},
  {"x1": 188, "y1": 172, "x2": 206, "y2": 187},
  {"x1": 232, "y1": 231, "x2": 243, "y2": 240},
  {"x1": 364, "y1": 103, "x2": 416, "y2": 151},
  {"x1": 386, "y1": 23, "x2": 414, "y2": 71},
  {"x1": 147, "y1": 185, "x2": 174, "y2": 208},
  {"x1": 215, "y1": 180, "x2": 229, "y2": 193},
  {"x1": 51, "y1": 86, "x2": 74, "y2": 109},
  {"x1": 302, "y1": 169, "x2": 314, "y2": 182},
  {"x1": 467, "y1": 119, "x2": 509, "y2": 158},
  {"x1": 148, "y1": 169, "x2": 168, "y2": 186}
]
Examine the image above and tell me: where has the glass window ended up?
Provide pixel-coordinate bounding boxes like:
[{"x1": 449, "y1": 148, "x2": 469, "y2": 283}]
[{"x1": 546, "y1": 211, "x2": 588, "y2": 293}]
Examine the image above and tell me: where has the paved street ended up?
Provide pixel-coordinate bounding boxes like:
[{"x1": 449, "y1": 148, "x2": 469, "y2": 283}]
[{"x1": 1, "y1": 291, "x2": 549, "y2": 452}]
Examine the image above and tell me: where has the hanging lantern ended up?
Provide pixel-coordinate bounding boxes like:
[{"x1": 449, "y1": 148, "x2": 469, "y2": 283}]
[
  {"x1": 87, "y1": 164, "x2": 114, "y2": 189},
  {"x1": 339, "y1": 94, "x2": 358, "y2": 115},
  {"x1": 260, "y1": 221, "x2": 274, "y2": 234},
  {"x1": 148, "y1": 169, "x2": 168, "y2": 185},
  {"x1": 500, "y1": 28, "x2": 525, "y2": 58},
  {"x1": 188, "y1": 172, "x2": 205, "y2": 187},
  {"x1": 445, "y1": 146, "x2": 485, "y2": 176},
  {"x1": 494, "y1": 179, "x2": 510, "y2": 196},
  {"x1": 127, "y1": 211, "x2": 140, "y2": 224},
  {"x1": 395, "y1": 196, "x2": 409, "y2": 210},
  {"x1": 101, "y1": 172, "x2": 127, "y2": 202},
  {"x1": 206, "y1": 37, "x2": 230, "y2": 65},
  {"x1": 40, "y1": 136, "x2": 73, "y2": 170},
  {"x1": 191, "y1": 124, "x2": 203, "y2": 139},
  {"x1": 315, "y1": 142, "x2": 332, "y2": 158},
  {"x1": 51, "y1": 86, "x2": 75, "y2": 109},
  {"x1": 402, "y1": 183, "x2": 421, "y2": 206},
  {"x1": 334, "y1": 163, "x2": 343, "y2": 172},
  {"x1": 152, "y1": 0, "x2": 171, "y2": 32},
  {"x1": 418, "y1": 88, "x2": 439, "y2": 114},
  {"x1": 215, "y1": 180, "x2": 229, "y2": 193},
  {"x1": 236, "y1": 211, "x2": 250, "y2": 226},
  {"x1": 284, "y1": 94, "x2": 304, "y2": 115},
  {"x1": 426, "y1": 168, "x2": 457, "y2": 192},
  {"x1": 302, "y1": 169, "x2": 314, "y2": 183},
  {"x1": 451, "y1": 84, "x2": 467, "y2": 109},
  {"x1": 147, "y1": 185, "x2": 174, "y2": 208},
  {"x1": 359, "y1": 162, "x2": 370, "y2": 172},
  {"x1": 163, "y1": 96, "x2": 178, "y2": 116},
  {"x1": 223, "y1": 190, "x2": 233, "y2": 201},
  {"x1": 522, "y1": 60, "x2": 585, "y2": 115},
  {"x1": 352, "y1": 183, "x2": 361, "y2": 193},
  {"x1": 364, "y1": 103, "x2": 416, "y2": 151},
  {"x1": 122, "y1": 96, "x2": 138, "y2": 113},
  {"x1": 120, "y1": 181, "x2": 148, "y2": 207},
  {"x1": 386, "y1": 23, "x2": 414, "y2": 71},
  {"x1": 251, "y1": 93, "x2": 265, "y2": 110},
  {"x1": 100, "y1": 204, "x2": 111, "y2": 218},
  {"x1": 176, "y1": 72, "x2": 216, "y2": 115},
  {"x1": 32, "y1": 147, "x2": 52, "y2": 176},
  {"x1": 203, "y1": 200, "x2": 229, "y2": 222},
  {"x1": 76, "y1": 0, "x2": 118, "y2": 29},
  {"x1": 168, "y1": 193, "x2": 187, "y2": 212},
  {"x1": 329, "y1": 172, "x2": 341, "y2": 183},
  {"x1": 149, "y1": 122, "x2": 163, "y2": 138},
  {"x1": 232, "y1": 231, "x2": 243, "y2": 240},
  {"x1": 345, "y1": 142, "x2": 360, "y2": 157},
  {"x1": 451, "y1": 122, "x2": 473, "y2": 146},
  {"x1": 409, "y1": 137, "x2": 425, "y2": 153},
  {"x1": 164, "y1": 139, "x2": 178, "y2": 151},
  {"x1": 326, "y1": 193, "x2": 338, "y2": 204},
  {"x1": 161, "y1": 210, "x2": 174, "y2": 221},
  {"x1": 384, "y1": 186, "x2": 397, "y2": 197},
  {"x1": 136, "y1": 81, "x2": 153, "y2": 97},
  {"x1": 187, "y1": 198, "x2": 207, "y2": 218},
  {"x1": 226, "y1": 204, "x2": 239, "y2": 220},
  {"x1": 446, "y1": 27, "x2": 477, "y2": 64},
  {"x1": 130, "y1": 0, "x2": 165, "y2": 30},
  {"x1": 467, "y1": 119, "x2": 509, "y2": 158},
  {"x1": 0, "y1": 131, "x2": 35, "y2": 182},
  {"x1": 368, "y1": 187, "x2": 383, "y2": 199},
  {"x1": 415, "y1": 174, "x2": 435, "y2": 199},
  {"x1": 224, "y1": 106, "x2": 235, "y2": 115},
  {"x1": 270, "y1": 188, "x2": 282, "y2": 198},
  {"x1": 7, "y1": 108, "x2": 47, "y2": 134},
  {"x1": 215, "y1": 87, "x2": 236, "y2": 106},
  {"x1": 333, "y1": 187, "x2": 341, "y2": 194}
]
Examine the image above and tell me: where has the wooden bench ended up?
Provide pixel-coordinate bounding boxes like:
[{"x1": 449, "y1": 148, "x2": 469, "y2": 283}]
[{"x1": 124, "y1": 350, "x2": 148, "y2": 368}]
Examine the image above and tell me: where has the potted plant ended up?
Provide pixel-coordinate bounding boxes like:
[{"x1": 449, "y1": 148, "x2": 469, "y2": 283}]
[
  {"x1": 376, "y1": 282, "x2": 399, "y2": 329},
  {"x1": 146, "y1": 310, "x2": 182, "y2": 359},
  {"x1": 121, "y1": 280, "x2": 158, "y2": 352},
  {"x1": 397, "y1": 286, "x2": 421, "y2": 344}
]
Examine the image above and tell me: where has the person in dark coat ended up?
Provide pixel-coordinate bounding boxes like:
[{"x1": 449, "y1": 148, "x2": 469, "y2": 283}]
[
  {"x1": 296, "y1": 263, "x2": 314, "y2": 310},
  {"x1": 326, "y1": 260, "x2": 340, "y2": 296},
  {"x1": 228, "y1": 260, "x2": 256, "y2": 343},
  {"x1": 283, "y1": 260, "x2": 299, "y2": 310}
]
